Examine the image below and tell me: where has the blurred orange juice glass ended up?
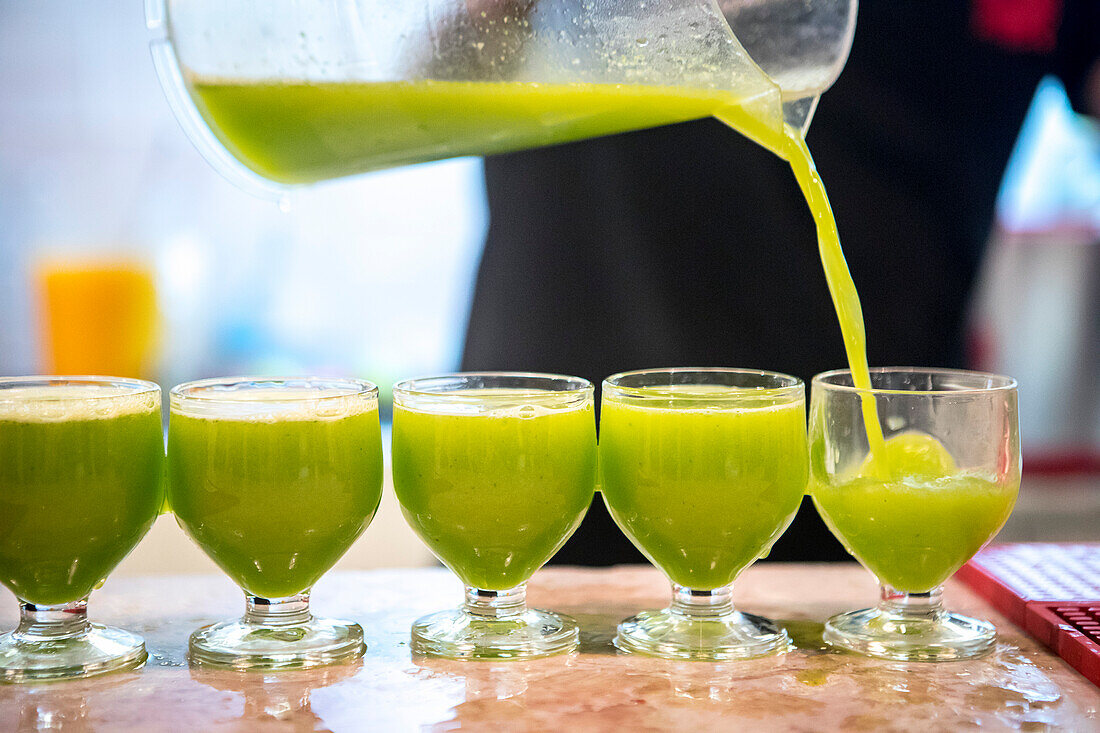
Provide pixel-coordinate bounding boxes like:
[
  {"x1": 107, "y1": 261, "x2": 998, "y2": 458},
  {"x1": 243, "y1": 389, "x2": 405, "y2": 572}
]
[{"x1": 36, "y1": 256, "x2": 159, "y2": 379}]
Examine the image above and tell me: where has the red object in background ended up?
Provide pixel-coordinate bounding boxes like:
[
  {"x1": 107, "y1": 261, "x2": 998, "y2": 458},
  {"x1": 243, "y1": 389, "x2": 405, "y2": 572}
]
[
  {"x1": 971, "y1": 0, "x2": 1063, "y2": 53},
  {"x1": 958, "y1": 544, "x2": 1100, "y2": 688},
  {"x1": 1024, "y1": 451, "x2": 1100, "y2": 477}
]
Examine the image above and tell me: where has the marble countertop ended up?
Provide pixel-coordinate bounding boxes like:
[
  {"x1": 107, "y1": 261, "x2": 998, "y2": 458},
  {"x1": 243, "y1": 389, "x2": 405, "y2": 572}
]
[{"x1": 1, "y1": 564, "x2": 1098, "y2": 732}]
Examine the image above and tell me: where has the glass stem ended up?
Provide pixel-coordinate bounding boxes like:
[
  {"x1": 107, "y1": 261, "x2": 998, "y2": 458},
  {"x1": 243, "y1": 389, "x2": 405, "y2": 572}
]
[
  {"x1": 14, "y1": 598, "x2": 92, "y2": 642},
  {"x1": 464, "y1": 584, "x2": 527, "y2": 620},
  {"x1": 878, "y1": 584, "x2": 945, "y2": 621},
  {"x1": 244, "y1": 591, "x2": 313, "y2": 627},
  {"x1": 670, "y1": 584, "x2": 734, "y2": 619}
]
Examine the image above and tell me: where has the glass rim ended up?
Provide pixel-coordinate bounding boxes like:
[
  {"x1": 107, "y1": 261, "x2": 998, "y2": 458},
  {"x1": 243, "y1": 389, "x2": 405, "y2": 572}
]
[
  {"x1": 812, "y1": 367, "x2": 1018, "y2": 396},
  {"x1": 393, "y1": 371, "x2": 594, "y2": 401},
  {"x1": 170, "y1": 376, "x2": 379, "y2": 404},
  {"x1": 603, "y1": 367, "x2": 804, "y2": 401},
  {"x1": 0, "y1": 375, "x2": 161, "y2": 401}
]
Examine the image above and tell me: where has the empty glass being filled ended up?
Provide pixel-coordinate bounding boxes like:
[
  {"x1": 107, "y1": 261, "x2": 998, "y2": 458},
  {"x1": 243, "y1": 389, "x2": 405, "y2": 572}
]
[{"x1": 810, "y1": 368, "x2": 1021, "y2": 661}]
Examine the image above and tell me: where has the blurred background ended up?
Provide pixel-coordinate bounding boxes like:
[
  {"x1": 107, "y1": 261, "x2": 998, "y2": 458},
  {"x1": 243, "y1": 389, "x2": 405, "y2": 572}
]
[{"x1": 0, "y1": 2, "x2": 1097, "y2": 577}]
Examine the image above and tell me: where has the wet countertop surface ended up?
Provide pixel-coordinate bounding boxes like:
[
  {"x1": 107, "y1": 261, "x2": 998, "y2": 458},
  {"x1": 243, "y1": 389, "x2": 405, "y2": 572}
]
[{"x1": 1, "y1": 564, "x2": 1098, "y2": 732}]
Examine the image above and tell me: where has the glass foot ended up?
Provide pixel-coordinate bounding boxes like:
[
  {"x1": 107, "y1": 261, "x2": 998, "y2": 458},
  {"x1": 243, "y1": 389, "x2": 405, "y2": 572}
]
[
  {"x1": 0, "y1": 624, "x2": 146, "y2": 683},
  {"x1": 824, "y1": 606, "x2": 996, "y2": 661},
  {"x1": 412, "y1": 607, "x2": 579, "y2": 660},
  {"x1": 615, "y1": 608, "x2": 789, "y2": 661},
  {"x1": 190, "y1": 592, "x2": 365, "y2": 671},
  {"x1": 616, "y1": 584, "x2": 789, "y2": 661},
  {"x1": 189, "y1": 616, "x2": 364, "y2": 670}
]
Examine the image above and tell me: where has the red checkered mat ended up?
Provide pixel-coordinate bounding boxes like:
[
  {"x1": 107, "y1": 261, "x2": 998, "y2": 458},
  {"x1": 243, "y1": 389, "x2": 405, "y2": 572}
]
[{"x1": 959, "y1": 543, "x2": 1100, "y2": 687}]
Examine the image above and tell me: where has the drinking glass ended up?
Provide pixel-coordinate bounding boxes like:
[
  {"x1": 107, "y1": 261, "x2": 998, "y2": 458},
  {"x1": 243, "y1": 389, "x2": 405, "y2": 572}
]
[
  {"x1": 168, "y1": 377, "x2": 383, "y2": 670},
  {"x1": 35, "y1": 257, "x2": 159, "y2": 379},
  {"x1": 0, "y1": 376, "x2": 163, "y2": 682},
  {"x1": 600, "y1": 368, "x2": 808, "y2": 660},
  {"x1": 392, "y1": 373, "x2": 597, "y2": 660},
  {"x1": 809, "y1": 368, "x2": 1021, "y2": 661}
]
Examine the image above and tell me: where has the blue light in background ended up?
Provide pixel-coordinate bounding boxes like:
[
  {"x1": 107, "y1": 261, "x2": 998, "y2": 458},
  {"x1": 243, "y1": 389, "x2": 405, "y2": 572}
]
[{"x1": 996, "y1": 76, "x2": 1100, "y2": 234}]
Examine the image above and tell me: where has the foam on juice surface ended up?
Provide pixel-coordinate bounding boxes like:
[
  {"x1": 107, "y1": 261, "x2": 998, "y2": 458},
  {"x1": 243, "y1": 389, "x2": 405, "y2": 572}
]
[
  {"x1": 606, "y1": 383, "x2": 802, "y2": 413},
  {"x1": 0, "y1": 385, "x2": 159, "y2": 422},
  {"x1": 397, "y1": 388, "x2": 588, "y2": 418},
  {"x1": 171, "y1": 387, "x2": 377, "y2": 422},
  {"x1": 859, "y1": 431, "x2": 958, "y2": 480}
]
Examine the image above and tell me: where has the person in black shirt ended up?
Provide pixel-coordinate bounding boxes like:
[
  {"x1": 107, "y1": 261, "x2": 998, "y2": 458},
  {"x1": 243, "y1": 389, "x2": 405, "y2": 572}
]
[{"x1": 461, "y1": 0, "x2": 1100, "y2": 564}]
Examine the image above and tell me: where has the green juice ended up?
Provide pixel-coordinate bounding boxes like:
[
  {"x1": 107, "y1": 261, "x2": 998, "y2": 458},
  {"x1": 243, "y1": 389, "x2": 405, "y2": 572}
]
[
  {"x1": 392, "y1": 394, "x2": 597, "y2": 591},
  {"x1": 812, "y1": 434, "x2": 1019, "y2": 592},
  {"x1": 189, "y1": 75, "x2": 884, "y2": 449},
  {"x1": 187, "y1": 74, "x2": 882, "y2": 444},
  {"x1": 188, "y1": 78, "x2": 780, "y2": 184},
  {"x1": 599, "y1": 387, "x2": 808, "y2": 590},
  {"x1": 0, "y1": 388, "x2": 163, "y2": 605},
  {"x1": 189, "y1": 75, "x2": 900, "y2": 479},
  {"x1": 168, "y1": 401, "x2": 383, "y2": 599}
]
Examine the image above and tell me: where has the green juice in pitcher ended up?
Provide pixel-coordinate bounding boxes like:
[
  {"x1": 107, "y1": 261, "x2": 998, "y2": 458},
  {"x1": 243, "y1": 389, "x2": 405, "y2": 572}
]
[
  {"x1": 188, "y1": 78, "x2": 780, "y2": 185},
  {"x1": 599, "y1": 386, "x2": 807, "y2": 590},
  {"x1": 0, "y1": 387, "x2": 163, "y2": 605},
  {"x1": 392, "y1": 391, "x2": 597, "y2": 591},
  {"x1": 168, "y1": 398, "x2": 383, "y2": 600}
]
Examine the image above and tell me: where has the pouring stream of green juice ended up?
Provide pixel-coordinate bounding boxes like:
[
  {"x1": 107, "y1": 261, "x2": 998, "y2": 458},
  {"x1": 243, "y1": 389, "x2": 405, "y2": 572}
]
[{"x1": 154, "y1": 0, "x2": 891, "y2": 467}]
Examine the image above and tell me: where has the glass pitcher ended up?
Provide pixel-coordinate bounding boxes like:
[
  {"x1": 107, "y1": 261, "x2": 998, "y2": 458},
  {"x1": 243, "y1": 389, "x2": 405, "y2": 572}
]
[{"x1": 146, "y1": 0, "x2": 856, "y2": 196}]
